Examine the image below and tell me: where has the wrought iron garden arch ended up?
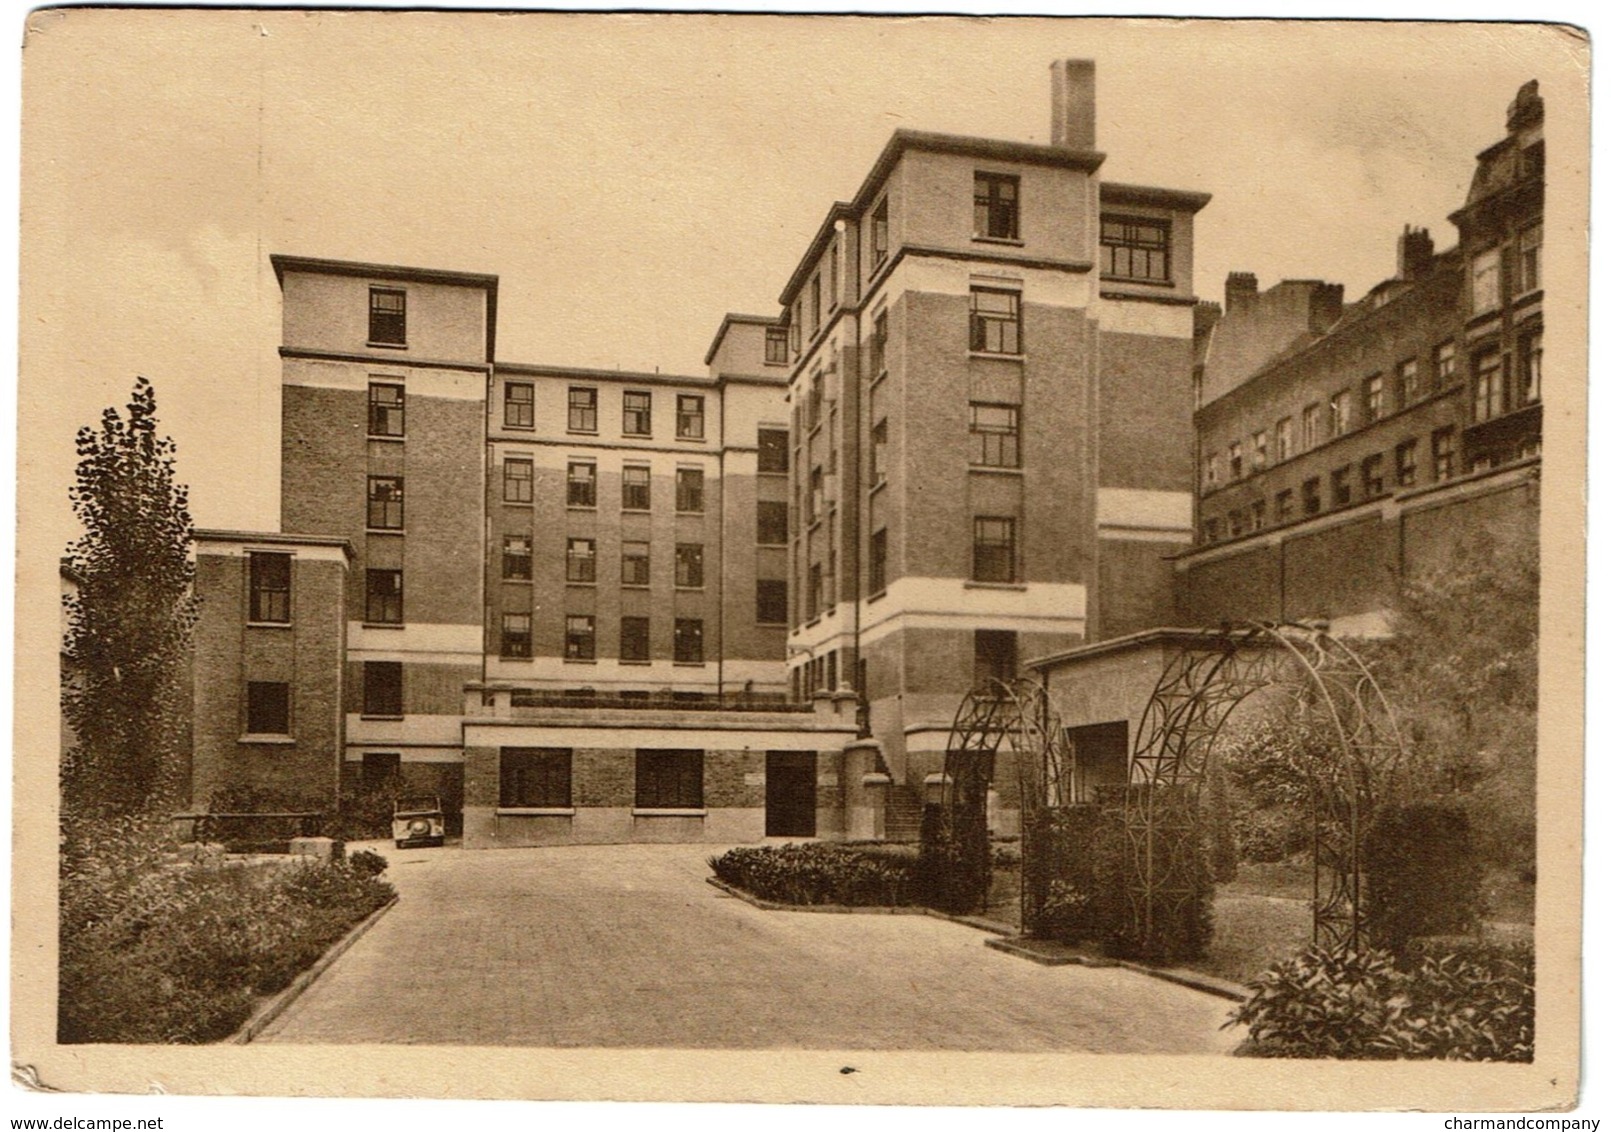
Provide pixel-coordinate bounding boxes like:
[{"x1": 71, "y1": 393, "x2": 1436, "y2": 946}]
[{"x1": 941, "y1": 622, "x2": 1409, "y2": 952}]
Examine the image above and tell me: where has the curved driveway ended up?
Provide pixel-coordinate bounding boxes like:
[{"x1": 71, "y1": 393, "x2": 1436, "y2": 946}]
[{"x1": 258, "y1": 842, "x2": 1241, "y2": 1051}]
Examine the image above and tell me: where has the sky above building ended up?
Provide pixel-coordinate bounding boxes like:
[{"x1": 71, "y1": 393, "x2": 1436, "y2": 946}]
[{"x1": 20, "y1": 11, "x2": 1582, "y2": 553}]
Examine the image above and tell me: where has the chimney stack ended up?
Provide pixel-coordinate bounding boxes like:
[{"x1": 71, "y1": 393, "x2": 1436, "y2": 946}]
[
  {"x1": 1397, "y1": 225, "x2": 1435, "y2": 281},
  {"x1": 1225, "y1": 272, "x2": 1259, "y2": 316},
  {"x1": 1050, "y1": 59, "x2": 1096, "y2": 150}
]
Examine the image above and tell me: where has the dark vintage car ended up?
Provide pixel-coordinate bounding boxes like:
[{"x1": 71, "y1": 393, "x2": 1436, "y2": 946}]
[{"x1": 392, "y1": 795, "x2": 446, "y2": 849}]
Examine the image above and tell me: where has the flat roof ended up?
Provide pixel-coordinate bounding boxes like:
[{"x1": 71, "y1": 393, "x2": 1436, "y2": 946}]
[
  {"x1": 194, "y1": 529, "x2": 355, "y2": 558},
  {"x1": 1026, "y1": 624, "x2": 1283, "y2": 671}
]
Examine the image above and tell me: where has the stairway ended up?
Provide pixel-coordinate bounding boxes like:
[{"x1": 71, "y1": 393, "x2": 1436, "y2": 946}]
[{"x1": 884, "y1": 784, "x2": 925, "y2": 842}]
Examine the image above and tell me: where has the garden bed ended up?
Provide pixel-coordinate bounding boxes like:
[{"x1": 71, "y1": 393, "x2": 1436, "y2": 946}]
[{"x1": 59, "y1": 819, "x2": 396, "y2": 1044}]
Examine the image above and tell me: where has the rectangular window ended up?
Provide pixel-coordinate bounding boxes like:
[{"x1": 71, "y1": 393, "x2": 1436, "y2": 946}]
[
  {"x1": 809, "y1": 275, "x2": 821, "y2": 335},
  {"x1": 367, "y1": 475, "x2": 404, "y2": 530},
  {"x1": 675, "y1": 544, "x2": 704, "y2": 589},
  {"x1": 1275, "y1": 490, "x2": 1293, "y2": 523},
  {"x1": 1100, "y1": 215, "x2": 1170, "y2": 282},
  {"x1": 1519, "y1": 331, "x2": 1542, "y2": 404},
  {"x1": 972, "y1": 516, "x2": 1016, "y2": 583},
  {"x1": 500, "y1": 748, "x2": 572, "y2": 809},
  {"x1": 1473, "y1": 350, "x2": 1504, "y2": 422},
  {"x1": 869, "y1": 311, "x2": 888, "y2": 379},
  {"x1": 764, "y1": 327, "x2": 789, "y2": 365},
  {"x1": 501, "y1": 612, "x2": 532, "y2": 658},
  {"x1": 758, "y1": 428, "x2": 789, "y2": 474},
  {"x1": 1518, "y1": 224, "x2": 1541, "y2": 295},
  {"x1": 1329, "y1": 390, "x2": 1351, "y2": 437},
  {"x1": 675, "y1": 468, "x2": 705, "y2": 513},
  {"x1": 504, "y1": 458, "x2": 534, "y2": 504},
  {"x1": 1228, "y1": 441, "x2": 1243, "y2": 481},
  {"x1": 870, "y1": 198, "x2": 889, "y2": 269},
  {"x1": 565, "y1": 538, "x2": 596, "y2": 584},
  {"x1": 1275, "y1": 417, "x2": 1292, "y2": 462},
  {"x1": 1302, "y1": 477, "x2": 1322, "y2": 516},
  {"x1": 869, "y1": 528, "x2": 888, "y2": 594},
  {"x1": 620, "y1": 541, "x2": 650, "y2": 587},
  {"x1": 969, "y1": 403, "x2": 1020, "y2": 468},
  {"x1": 1250, "y1": 499, "x2": 1266, "y2": 530},
  {"x1": 969, "y1": 288, "x2": 1021, "y2": 355},
  {"x1": 1397, "y1": 359, "x2": 1421, "y2": 407},
  {"x1": 1331, "y1": 465, "x2": 1353, "y2": 509},
  {"x1": 1204, "y1": 453, "x2": 1220, "y2": 490},
  {"x1": 1228, "y1": 509, "x2": 1246, "y2": 538},
  {"x1": 756, "y1": 579, "x2": 787, "y2": 625},
  {"x1": 676, "y1": 394, "x2": 706, "y2": 440},
  {"x1": 368, "y1": 382, "x2": 405, "y2": 438},
  {"x1": 567, "y1": 387, "x2": 598, "y2": 433},
  {"x1": 807, "y1": 563, "x2": 822, "y2": 619},
  {"x1": 673, "y1": 619, "x2": 704, "y2": 664},
  {"x1": 808, "y1": 466, "x2": 824, "y2": 521},
  {"x1": 1301, "y1": 404, "x2": 1321, "y2": 450},
  {"x1": 618, "y1": 465, "x2": 650, "y2": 511},
  {"x1": 807, "y1": 371, "x2": 823, "y2": 430},
  {"x1": 620, "y1": 616, "x2": 650, "y2": 662},
  {"x1": 246, "y1": 681, "x2": 290, "y2": 735},
  {"x1": 365, "y1": 568, "x2": 403, "y2": 624},
  {"x1": 363, "y1": 661, "x2": 403, "y2": 717},
  {"x1": 1395, "y1": 439, "x2": 1419, "y2": 488},
  {"x1": 871, "y1": 420, "x2": 889, "y2": 487},
  {"x1": 757, "y1": 500, "x2": 788, "y2": 546},
  {"x1": 1252, "y1": 430, "x2": 1269, "y2": 471},
  {"x1": 1472, "y1": 247, "x2": 1501, "y2": 314},
  {"x1": 1363, "y1": 374, "x2": 1383, "y2": 423},
  {"x1": 368, "y1": 287, "x2": 406, "y2": 346},
  {"x1": 622, "y1": 390, "x2": 652, "y2": 436},
  {"x1": 974, "y1": 172, "x2": 1020, "y2": 240},
  {"x1": 566, "y1": 461, "x2": 596, "y2": 508},
  {"x1": 1202, "y1": 518, "x2": 1220, "y2": 544},
  {"x1": 1432, "y1": 427, "x2": 1456, "y2": 482},
  {"x1": 1436, "y1": 340, "x2": 1458, "y2": 388},
  {"x1": 973, "y1": 629, "x2": 1017, "y2": 691},
  {"x1": 502, "y1": 534, "x2": 532, "y2": 580},
  {"x1": 1363, "y1": 453, "x2": 1385, "y2": 497},
  {"x1": 248, "y1": 552, "x2": 291, "y2": 623},
  {"x1": 635, "y1": 749, "x2": 703, "y2": 810},
  {"x1": 829, "y1": 241, "x2": 839, "y2": 310},
  {"x1": 565, "y1": 615, "x2": 596, "y2": 660},
  {"x1": 505, "y1": 382, "x2": 535, "y2": 428}
]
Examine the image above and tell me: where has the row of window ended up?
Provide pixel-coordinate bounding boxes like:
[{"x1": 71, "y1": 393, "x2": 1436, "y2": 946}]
[
  {"x1": 504, "y1": 460, "x2": 707, "y2": 511},
  {"x1": 498, "y1": 384, "x2": 708, "y2": 439},
  {"x1": 1470, "y1": 224, "x2": 1541, "y2": 316},
  {"x1": 500, "y1": 614, "x2": 708, "y2": 663},
  {"x1": 1200, "y1": 425, "x2": 1544, "y2": 544},
  {"x1": 1204, "y1": 342, "x2": 1462, "y2": 490},
  {"x1": 788, "y1": 629, "x2": 1014, "y2": 704},
  {"x1": 500, "y1": 747, "x2": 704, "y2": 811}
]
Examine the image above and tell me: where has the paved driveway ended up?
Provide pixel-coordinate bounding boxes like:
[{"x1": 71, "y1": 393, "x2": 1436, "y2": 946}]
[{"x1": 258, "y1": 842, "x2": 1242, "y2": 1051}]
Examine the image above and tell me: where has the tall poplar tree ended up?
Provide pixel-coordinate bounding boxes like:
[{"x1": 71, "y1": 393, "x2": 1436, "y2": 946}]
[{"x1": 61, "y1": 377, "x2": 197, "y2": 817}]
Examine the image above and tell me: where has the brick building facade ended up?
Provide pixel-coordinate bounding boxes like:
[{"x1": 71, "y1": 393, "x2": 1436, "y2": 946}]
[{"x1": 182, "y1": 65, "x2": 1545, "y2": 848}]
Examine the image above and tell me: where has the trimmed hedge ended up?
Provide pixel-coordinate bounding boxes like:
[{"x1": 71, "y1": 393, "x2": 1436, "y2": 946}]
[
  {"x1": 708, "y1": 842, "x2": 917, "y2": 906},
  {"x1": 60, "y1": 816, "x2": 395, "y2": 1044},
  {"x1": 1231, "y1": 939, "x2": 1533, "y2": 1061},
  {"x1": 916, "y1": 802, "x2": 992, "y2": 915},
  {"x1": 1365, "y1": 801, "x2": 1482, "y2": 956}
]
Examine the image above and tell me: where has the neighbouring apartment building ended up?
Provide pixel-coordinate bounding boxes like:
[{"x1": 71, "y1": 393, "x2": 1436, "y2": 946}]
[{"x1": 182, "y1": 65, "x2": 1545, "y2": 847}]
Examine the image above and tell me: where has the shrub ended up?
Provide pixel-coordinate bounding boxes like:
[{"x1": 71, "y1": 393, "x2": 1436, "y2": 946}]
[
  {"x1": 59, "y1": 818, "x2": 395, "y2": 1044},
  {"x1": 348, "y1": 848, "x2": 390, "y2": 877},
  {"x1": 916, "y1": 802, "x2": 991, "y2": 915},
  {"x1": 1233, "y1": 807, "x2": 1309, "y2": 863},
  {"x1": 1365, "y1": 801, "x2": 1482, "y2": 955},
  {"x1": 1231, "y1": 940, "x2": 1533, "y2": 1061},
  {"x1": 1022, "y1": 803, "x2": 1126, "y2": 946},
  {"x1": 708, "y1": 843, "x2": 916, "y2": 907}
]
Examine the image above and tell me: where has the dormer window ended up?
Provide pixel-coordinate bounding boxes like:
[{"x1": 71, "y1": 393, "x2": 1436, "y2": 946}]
[
  {"x1": 974, "y1": 173, "x2": 1020, "y2": 241},
  {"x1": 368, "y1": 287, "x2": 406, "y2": 346}
]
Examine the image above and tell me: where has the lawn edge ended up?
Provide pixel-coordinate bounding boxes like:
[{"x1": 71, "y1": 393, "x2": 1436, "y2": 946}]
[
  {"x1": 229, "y1": 893, "x2": 400, "y2": 1045},
  {"x1": 706, "y1": 875, "x2": 1015, "y2": 935}
]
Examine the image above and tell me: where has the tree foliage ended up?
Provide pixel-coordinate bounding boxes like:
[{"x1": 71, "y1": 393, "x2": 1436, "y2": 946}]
[{"x1": 62, "y1": 377, "x2": 197, "y2": 818}]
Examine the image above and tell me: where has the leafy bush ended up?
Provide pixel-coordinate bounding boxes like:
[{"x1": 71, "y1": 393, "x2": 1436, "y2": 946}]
[
  {"x1": 1233, "y1": 807, "x2": 1309, "y2": 863},
  {"x1": 60, "y1": 817, "x2": 395, "y2": 1044},
  {"x1": 348, "y1": 849, "x2": 390, "y2": 878},
  {"x1": 1231, "y1": 940, "x2": 1533, "y2": 1061},
  {"x1": 1022, "y1": 803, "x2": 1126, "y2": 945},
  {"x1": 916, "y1": 802, "x2": 991, "y2": 915},
  {"x1": 709, "y1": 843, "x2": 916, "y2": 906},
  {"x1": 1365, "y1": 802, "x2": 1482, "y2": 955}
]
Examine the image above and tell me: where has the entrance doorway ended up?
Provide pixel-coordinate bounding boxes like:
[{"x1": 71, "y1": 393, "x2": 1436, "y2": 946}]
[{"x1": 765, "y1": 751, "x2": 817, "y2": 837}]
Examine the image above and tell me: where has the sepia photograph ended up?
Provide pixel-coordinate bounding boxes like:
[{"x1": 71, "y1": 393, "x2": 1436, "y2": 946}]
[{"x1": 10, "y1": 7, "x2": 1593, "y2": 1120}]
